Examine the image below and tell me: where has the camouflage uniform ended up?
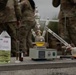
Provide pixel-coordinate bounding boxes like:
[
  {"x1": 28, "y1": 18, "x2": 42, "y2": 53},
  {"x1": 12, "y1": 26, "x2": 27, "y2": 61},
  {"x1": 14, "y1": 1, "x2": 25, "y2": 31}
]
[
  {"x1": 52, "y1": 0, "x2": 76, "y2": 46},
  {"x1": 0, "y1": 0, "x2": 21, "y2": 56},
  {"x1": 19, "y1": 0, "x2": 36, "y2": 54}
]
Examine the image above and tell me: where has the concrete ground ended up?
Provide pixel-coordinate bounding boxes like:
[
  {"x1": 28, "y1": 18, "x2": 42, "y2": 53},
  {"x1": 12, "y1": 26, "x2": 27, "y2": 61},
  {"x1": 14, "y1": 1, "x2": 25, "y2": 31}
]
[{"x1": 0, "y1": 57, "x2": 76, "y2": 75}]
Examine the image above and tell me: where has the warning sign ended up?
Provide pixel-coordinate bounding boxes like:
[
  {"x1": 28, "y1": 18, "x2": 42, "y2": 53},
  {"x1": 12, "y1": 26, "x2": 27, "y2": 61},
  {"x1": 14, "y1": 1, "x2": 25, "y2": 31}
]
[{"x1": 0, "y1": 31, "x2": 11, "y2": 63}]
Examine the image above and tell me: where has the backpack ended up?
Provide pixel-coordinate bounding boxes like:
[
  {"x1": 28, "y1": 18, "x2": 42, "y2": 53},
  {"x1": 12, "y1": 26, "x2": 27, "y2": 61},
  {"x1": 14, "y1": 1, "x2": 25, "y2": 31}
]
[{"x1": 0, "y1": 0, "x2": 8, "y2": 10}]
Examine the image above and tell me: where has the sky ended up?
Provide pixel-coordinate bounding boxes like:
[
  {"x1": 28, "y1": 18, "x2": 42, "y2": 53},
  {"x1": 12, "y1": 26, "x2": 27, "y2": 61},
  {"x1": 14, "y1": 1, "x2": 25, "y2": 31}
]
[{"x1": 34, "y1": 0, "x2": 60, "y2": 20}]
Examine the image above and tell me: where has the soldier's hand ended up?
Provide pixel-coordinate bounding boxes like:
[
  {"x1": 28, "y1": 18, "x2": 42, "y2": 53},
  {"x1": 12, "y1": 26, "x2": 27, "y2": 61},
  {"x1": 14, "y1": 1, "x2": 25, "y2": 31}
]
[{"x1": 67, "y1": 47, "x2": 72, "y2": 51}]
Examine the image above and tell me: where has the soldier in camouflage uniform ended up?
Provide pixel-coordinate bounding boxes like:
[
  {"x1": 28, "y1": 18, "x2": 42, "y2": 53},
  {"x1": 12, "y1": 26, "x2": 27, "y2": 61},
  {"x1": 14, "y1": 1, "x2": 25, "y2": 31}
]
[
  {"x1": 52, "y1": 0, "x2": 76, "y2": 46},
  {"x1": 18, "y1": 0, "x2": 36, "y2": 55},
  {"x1": 0, "y1": 0, "x2": 21, "y2": 56}
]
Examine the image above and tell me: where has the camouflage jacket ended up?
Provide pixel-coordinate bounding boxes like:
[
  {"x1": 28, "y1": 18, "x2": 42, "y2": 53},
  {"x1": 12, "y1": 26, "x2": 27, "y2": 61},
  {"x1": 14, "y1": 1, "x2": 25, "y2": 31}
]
[
  {"x1": 52, "y1": 0, "x2": 76, "y2": 18},
  {"x1": 0, "y1": 0, "x2": 21, "y2": 23},
  {"x1": 19, "y1": 0, "x2": 35, "y2": 22}
]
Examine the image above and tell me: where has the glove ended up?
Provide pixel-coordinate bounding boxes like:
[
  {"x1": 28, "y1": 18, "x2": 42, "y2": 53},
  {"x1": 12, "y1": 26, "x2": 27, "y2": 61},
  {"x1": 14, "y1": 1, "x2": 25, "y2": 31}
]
[{"x1": 52, "y1": 0, "x2": 60, "y2": 7}]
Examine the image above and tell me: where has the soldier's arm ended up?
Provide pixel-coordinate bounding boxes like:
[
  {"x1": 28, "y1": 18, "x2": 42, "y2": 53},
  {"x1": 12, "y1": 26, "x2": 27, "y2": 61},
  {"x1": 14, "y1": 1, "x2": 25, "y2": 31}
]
[
  {"x1": 14, "y1": 0, "x2": 22, "y2": 21},
  {"x1": 19, "y1": 1, "x2": 26, "y2": 5},
  {"x1": 52, "y1": 0, "x2": 60, "y2": 7},
  {"x1": 18, "y1": 0, "x2": 27, "y2": 7}
]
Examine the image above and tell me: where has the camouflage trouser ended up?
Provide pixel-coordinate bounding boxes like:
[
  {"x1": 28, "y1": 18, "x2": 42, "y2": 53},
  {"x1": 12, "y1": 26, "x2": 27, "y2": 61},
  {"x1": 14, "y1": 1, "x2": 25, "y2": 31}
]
[
  {"x1": 18, "y1": 21, "x2": 36, "y2": 53},
  {"x1": 0, "y1": 22, "x2": 17, "y2": 56},
  {"x1": 58, "y1": 17, "x2": 76, "y2": 46}
]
